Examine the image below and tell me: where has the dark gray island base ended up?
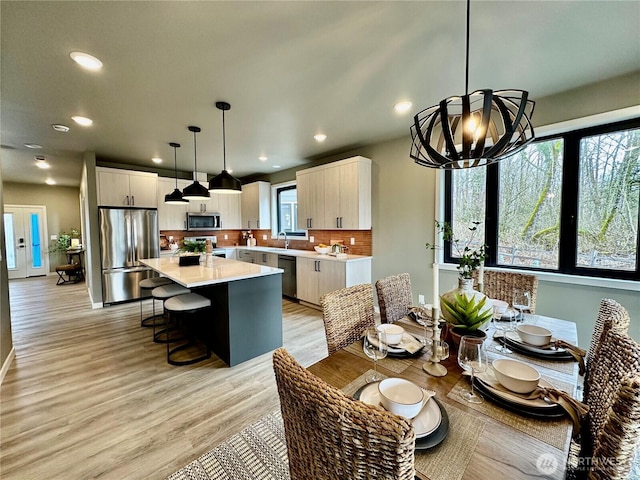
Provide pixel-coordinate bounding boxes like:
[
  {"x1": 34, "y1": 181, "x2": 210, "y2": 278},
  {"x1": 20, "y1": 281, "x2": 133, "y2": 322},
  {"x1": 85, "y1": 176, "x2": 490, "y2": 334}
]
[
  {"x1": 139, "y1": 257, "x2": 283, "y2": 367},
  {"x1": 197, "y1": 273, "x2": 282, "y2": 367}
]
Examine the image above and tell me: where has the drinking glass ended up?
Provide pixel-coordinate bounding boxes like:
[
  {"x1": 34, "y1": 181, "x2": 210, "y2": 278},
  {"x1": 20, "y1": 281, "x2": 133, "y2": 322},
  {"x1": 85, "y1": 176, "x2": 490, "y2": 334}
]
[
  {"x1": 492, "y1": 305, "x2": 513, "y2": 354},
  {"x1": 457, "y1": 335, "x2": 488, "y2": 404},
  {"x1": 432, "y1": 340, "x2": 449, "y2": 361},
  {"x1": 512, "y1": 289, "x2": 531, "y2": 322},
  {"x1": 363, "y1": 327, "x2": 388, "y2": 382}
]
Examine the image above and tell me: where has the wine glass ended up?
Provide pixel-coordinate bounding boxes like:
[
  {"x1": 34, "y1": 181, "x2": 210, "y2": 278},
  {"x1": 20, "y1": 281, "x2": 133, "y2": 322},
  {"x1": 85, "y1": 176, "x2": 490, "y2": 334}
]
[
  {"x1": 512, "y1": 289, "x2": 531, "y2": 322},
  {"x1": 363, "y1": 327, "x2": 388, "y2": 382},
  {"x1": 492, "y1": 304, "x2": 513, "y2": 354},
  {"x1": 432, "y1": 340, "x2": 449, "y2": 362},
  {"x1": 457, "y1": 335, "x2": 488, "y2": 404}
]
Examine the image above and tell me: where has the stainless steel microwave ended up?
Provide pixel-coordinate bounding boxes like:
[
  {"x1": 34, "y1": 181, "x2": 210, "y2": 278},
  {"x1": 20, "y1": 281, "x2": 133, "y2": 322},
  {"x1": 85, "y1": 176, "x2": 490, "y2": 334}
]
[{"x1": 186, "y1": 212, "x2": 222, "y2": 230}]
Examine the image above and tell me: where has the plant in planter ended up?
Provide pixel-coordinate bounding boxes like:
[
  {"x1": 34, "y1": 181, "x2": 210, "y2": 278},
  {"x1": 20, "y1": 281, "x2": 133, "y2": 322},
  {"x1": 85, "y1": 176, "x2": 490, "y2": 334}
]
[
  {"x1": 48, "y1": 228, "x2": 80, "y2": 254},
  {"x1": 179, "y1": 240, "x2": 206, "y2": 254}
]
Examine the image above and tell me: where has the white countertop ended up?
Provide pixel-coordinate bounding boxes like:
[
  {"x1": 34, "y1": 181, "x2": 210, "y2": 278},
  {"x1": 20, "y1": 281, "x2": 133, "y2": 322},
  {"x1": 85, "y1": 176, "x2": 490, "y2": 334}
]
[
  {"x1": 234, "y1": 246, "x2": 371, "y2": 263},
  {"x1": 140, "y1": 256, "x2": 283, "y2": 288}
]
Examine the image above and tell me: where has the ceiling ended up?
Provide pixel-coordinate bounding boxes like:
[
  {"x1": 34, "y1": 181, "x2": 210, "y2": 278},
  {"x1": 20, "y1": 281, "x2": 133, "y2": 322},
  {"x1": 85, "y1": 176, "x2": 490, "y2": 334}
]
[{"x1": 1, "y1": 1, "x2": 639, "y2": 187}]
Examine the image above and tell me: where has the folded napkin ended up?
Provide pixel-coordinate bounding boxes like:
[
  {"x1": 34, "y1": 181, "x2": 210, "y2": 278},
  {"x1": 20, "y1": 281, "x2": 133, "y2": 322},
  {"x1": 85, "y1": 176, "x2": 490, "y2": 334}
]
[
  {"x1": 409, "y1": 306, "x2": 433, "y2": 326},
  {"x1": 553, "y1": 340, "x2": 586, "y2": 375},
  {"x1": 397, "y1": 333, "x2": 424, "y2": 354},
  {"x1": 526, "y1": 386, "x2": 589, "y2": 436}
]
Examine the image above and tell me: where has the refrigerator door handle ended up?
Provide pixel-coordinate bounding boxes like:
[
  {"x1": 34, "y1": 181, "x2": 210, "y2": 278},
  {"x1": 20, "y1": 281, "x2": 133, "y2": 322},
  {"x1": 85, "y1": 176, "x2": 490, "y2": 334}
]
[{"x1": 131, "y1": 215, "x2": 138, "y2": 263}]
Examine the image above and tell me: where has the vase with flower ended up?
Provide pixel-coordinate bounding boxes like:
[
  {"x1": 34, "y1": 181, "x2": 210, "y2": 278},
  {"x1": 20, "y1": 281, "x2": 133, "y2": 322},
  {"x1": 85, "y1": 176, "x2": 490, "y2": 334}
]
[{"x1": 426, "y1": 221, "x2": 493, "y2": 349}]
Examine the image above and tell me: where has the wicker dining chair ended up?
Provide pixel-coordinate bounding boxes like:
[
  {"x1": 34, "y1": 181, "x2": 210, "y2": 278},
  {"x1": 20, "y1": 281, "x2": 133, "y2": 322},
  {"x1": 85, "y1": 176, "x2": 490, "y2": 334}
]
[
  {"x1": 375, "y1": 273, "x2": 413, "y2": 324},
  {"x1": 320, "y1": 283, "x2": 375, "y2": 355},
  {"x1": 472, "y1": 270, "x2": 539, "y2": 313},
  {"x1": 582, "y1": 299, "x2": 630, "y2": 401},
  {"x1": 272, "y1": 348, "x2": 416, "y2": 480},
  {"x1": 566, "y1": 330, "x2": 640, "y2": 480}
]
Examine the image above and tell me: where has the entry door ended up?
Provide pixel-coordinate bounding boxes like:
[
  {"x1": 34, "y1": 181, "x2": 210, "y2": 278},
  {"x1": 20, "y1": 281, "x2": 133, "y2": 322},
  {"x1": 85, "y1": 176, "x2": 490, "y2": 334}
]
[{"x1": 3, "y1": 205, "x2": 48, "y2": 279}]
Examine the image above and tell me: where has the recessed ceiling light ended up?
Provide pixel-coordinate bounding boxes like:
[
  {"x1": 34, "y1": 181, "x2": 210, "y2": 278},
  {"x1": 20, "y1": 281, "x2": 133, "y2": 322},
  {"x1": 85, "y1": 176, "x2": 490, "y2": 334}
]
[
  {"x1": 394, "y1": 101, "x2": 413, "y2": 113},
  {"x1": 70, "y1": 52, "x2": 103, "y2": 71},
  {"x1": 314, "y1": 134, "x2": 327, "y2": 142},
  {"x1": 272, "y1": 165, "x2": 281, "y2": 169},
  {"x1": 24, "y1": 143, "x2": 42, "y2": 149},
  {"x1": 52, "y1": 124, "x2": 70, "y2": 132},
  {"x1": 72, "y1": 116, "x2": 93, "y2": 127},
  {"x1": 35, "y1": 157, "x2": 50, "y2": 169},
  {"x1": 152, "y1": 157, "x2": 163, "y2": 164},
  {"x1": 258, "y1": 155, "x2": 268, "y2": 161},
  {"x1": 45, "y1": 179, "x2": 56, "y2": 185}
]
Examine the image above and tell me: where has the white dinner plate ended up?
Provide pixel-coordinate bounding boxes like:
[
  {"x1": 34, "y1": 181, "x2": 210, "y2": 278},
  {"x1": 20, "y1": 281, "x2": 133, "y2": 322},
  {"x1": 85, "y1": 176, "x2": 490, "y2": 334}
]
[
  {"x1": 357, "y1": 382, "x2": 442, "y2": 438},
  {"x1": 504, "y1": 331, "x2": 568, "y2": 355},
  {"x1": 475, "y1": 369, "x2": 558, "y2": 409}
]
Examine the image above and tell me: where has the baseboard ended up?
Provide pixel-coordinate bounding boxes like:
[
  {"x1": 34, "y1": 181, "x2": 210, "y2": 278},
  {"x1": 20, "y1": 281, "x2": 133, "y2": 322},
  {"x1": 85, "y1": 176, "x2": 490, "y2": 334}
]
[{"x1": 0, "y1": 347, "x2": 16, "y2": 385}]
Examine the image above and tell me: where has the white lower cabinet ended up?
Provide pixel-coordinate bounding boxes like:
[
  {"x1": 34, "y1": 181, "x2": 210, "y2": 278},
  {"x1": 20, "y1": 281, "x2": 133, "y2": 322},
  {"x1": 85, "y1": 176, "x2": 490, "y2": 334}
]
[{"x1": 296, "y1": 257, "x2": 371, "y2": 307}]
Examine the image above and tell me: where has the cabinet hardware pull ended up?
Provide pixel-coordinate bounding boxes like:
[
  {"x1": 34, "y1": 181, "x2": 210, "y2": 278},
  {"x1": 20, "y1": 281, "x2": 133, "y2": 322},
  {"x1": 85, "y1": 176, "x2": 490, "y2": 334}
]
[
  {"x1": 132, "y1": 195, "x2": 135, "y2": 206},
  {"x1": 126, "y1": 195, "x2": 129, "y2": 206},
  {"x1": 257, "y1": 220, "x2": 260, "y2": 229}
]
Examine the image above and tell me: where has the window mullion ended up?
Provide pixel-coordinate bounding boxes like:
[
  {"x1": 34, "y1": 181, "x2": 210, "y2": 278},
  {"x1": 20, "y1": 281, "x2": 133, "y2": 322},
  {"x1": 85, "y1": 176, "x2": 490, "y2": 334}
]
[
  {"x1": 558, "y1": 133, "x2": 579, "y2": 274},
  {"x1": 485, "y1": 163, "x2": 499, "y2": 267}
]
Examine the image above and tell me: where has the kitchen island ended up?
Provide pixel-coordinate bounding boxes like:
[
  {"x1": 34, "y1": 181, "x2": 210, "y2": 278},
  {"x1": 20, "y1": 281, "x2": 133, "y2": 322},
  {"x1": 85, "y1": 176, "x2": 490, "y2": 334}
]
[{"x1": 140, "y1": 256, "x2": 283, "y2": 367}]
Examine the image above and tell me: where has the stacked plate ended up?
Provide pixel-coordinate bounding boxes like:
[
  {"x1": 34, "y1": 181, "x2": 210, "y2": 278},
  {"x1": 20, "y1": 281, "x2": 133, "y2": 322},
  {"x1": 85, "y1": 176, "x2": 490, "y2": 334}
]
[
  {"x1": 473, "y1": 370, "x2": 565, "y2": 418},
  {"x1": 354, "y1": 382, "x2": 449, "y2": 449},
  {"x1": 499, "y1": 331, "x2": 575, "y2": 360}
]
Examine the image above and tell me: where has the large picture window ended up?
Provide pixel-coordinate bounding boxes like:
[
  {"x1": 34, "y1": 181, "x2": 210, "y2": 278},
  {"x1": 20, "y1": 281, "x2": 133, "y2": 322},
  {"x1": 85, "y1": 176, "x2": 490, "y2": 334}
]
[{"x1": 445, "y1": 118, "x2": 640, "y2": 280}]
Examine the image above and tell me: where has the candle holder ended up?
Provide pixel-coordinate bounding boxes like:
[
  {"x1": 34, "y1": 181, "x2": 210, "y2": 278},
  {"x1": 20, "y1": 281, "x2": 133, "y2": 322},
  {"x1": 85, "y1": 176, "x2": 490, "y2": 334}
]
[{"x1": 423, "y1": 307, "x2": 449, "y2": 377}]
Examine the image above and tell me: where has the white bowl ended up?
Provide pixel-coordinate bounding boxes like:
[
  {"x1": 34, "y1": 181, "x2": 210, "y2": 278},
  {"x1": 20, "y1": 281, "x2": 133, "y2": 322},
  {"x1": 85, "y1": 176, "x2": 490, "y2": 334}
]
[
  {"x1": 314, "y1": 246, "x2": 330, "y2": 254},
  {"x1": 492, "y1": 358, "x2": 541, "y2": 394},
  {"x1": 516, "y1": 324, "x2": 552, "y2": 346},
  {"x1": 490, "y1": 299, "x2": 509, "y2": 316},
  {"x1": 378, "y1": 378, "x2": 424, "y2": 418},
  {"x1": 377, "y1": 323, "x2": 404, "y2": 345}
]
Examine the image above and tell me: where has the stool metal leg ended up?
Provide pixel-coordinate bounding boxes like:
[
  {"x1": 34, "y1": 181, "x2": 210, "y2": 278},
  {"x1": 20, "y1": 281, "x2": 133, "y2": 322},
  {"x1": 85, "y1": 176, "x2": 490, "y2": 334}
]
[{"x1": 166, "y1": 309, "x2": 211, "y2": 366}]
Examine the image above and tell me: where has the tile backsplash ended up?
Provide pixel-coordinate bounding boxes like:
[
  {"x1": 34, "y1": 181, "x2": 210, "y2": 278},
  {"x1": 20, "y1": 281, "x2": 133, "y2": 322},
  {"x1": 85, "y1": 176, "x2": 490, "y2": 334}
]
[{"x1": 160, "y1": 229, "x2": 372, "y2": 256}]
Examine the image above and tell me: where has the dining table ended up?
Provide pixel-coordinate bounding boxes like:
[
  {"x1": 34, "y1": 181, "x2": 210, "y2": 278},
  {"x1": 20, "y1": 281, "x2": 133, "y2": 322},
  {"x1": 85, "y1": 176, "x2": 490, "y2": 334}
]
[{"x1": 306, "y1": 314, "x2": 580, "y2": 480}]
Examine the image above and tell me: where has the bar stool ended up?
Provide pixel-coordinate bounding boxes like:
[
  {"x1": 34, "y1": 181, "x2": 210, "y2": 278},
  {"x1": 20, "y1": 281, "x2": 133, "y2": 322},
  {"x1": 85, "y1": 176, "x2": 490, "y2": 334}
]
[
  {"x1": 150, "y1": 283, "x2": 191, "y2": 343},
  {"x1": 139, "y1": 277, "x2": 174, "y2": 327},
  {"x1": 164, "y1": 293, "x2": 212, "y2": 366}
]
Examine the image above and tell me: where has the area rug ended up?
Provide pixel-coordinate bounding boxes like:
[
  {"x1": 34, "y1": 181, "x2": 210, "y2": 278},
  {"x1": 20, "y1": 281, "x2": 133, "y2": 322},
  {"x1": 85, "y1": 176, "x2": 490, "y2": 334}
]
[{"x1": 166, "y1": 411, "x2": 289, "y2": 480}]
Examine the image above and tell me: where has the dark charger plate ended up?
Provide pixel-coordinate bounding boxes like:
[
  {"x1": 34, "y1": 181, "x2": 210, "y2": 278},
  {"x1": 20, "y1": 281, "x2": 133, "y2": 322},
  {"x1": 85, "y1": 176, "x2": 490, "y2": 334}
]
[
  {"x1": 498, "y1": 336, "x2": 575, "y2": 361},
  {"x1": 362, "y1": 334, "x2": 425, "y2": 359},
  {"x1": 473, "y1": 377, "x2": 566, "y2": 419},
  {"x1": 353, "y1": 382, "x2": 449, "y2": 449}
]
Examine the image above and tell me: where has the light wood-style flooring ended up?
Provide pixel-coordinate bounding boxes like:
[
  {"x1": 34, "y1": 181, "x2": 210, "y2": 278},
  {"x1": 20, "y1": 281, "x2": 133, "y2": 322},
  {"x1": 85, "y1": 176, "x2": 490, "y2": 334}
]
[{"x1": 1, "y1": 276, "x2": 328, "y2": 479}]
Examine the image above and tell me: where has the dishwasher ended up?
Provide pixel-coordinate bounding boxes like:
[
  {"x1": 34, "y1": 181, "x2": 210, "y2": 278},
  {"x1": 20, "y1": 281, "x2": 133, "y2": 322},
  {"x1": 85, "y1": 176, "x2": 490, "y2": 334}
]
[{"x1": 278, "y1": 255, "x2": 297, "y2": 299}]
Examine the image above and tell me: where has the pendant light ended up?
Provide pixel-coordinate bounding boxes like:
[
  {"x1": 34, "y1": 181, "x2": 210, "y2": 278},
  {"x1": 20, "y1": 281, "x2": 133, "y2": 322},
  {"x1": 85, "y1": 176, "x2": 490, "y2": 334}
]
[
  {"x1": 209, "y1": 101, "x2": 242, "y2": 194},
  {"x1": 182, "y1": 125, "x2": 210, "y2": 200},
  {"x1": 410, "y1": 0, "x2": 535, "y2": 169},
  {"x1": 164, "y1": 142, "x2": 188, "y2": 204}
]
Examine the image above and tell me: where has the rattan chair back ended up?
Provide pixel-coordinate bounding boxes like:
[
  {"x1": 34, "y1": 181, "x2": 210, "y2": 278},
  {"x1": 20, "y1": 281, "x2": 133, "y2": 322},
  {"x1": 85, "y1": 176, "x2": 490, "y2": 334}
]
[
  {"x1": 272, "y1": 348, "x2": 416, "y2": 480},
  {"x1": 588, "y1": 374, "x2": 640, "y2": 480},
  {"x1": 585, "y1": 330, "x2": 640, "y2": 477},
  {"x1": 321, "y1": 283, "x2": 375, "y2": 355},
  {"x1": 375, "y1": 273, "x2": 413, "y2": 324},
  {"x1": 583, "y1": 299, "x2": 630, "y2": 401},
  {"x1": 472, "y1": 270, "x2": 538, "y2": 313}
]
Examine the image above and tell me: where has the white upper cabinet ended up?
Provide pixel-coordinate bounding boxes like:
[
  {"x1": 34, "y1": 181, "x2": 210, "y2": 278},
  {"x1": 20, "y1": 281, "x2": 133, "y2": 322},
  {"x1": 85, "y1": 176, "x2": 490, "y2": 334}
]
[
  {"x1": 157, "y1": 177, "x2": 190, "y2": 230},
  {"x1": 241, "y1": 181, "x2": 271, "y2": 230},
  {"x1": 96, "y1": 167, "x2": 158, "y2": 208},
  {"x1": 296, "y1": 156, "x2": 371, "y2": 230},
  {"x1": 209, "y1": 192, "x2": 242, "y2": 229}
]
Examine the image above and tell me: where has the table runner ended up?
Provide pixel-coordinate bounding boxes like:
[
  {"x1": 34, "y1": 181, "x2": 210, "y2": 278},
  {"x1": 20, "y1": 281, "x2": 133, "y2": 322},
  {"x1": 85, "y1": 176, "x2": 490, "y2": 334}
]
[
  {"x1": 447, "y1": 376, "x2": 572, "y2": 450},
  {"x1": 343, "y1": 371, "x2": 486, "y2": 480}
]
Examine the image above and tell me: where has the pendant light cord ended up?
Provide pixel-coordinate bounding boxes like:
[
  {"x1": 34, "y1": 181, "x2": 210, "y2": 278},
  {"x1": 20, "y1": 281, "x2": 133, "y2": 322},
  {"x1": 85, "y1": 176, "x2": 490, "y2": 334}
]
[
  {"x1": 222, "y1": 109, "x2": 227, "y2": 171},
  {"x1": 193, "y1": 129, "x2": 198, "y2": 174},
  {"x1": 465, "y1": 0, "x2": 470, "y2": 96},
  {"x1": 173, "y1": 146, "x2": 178, "y2": 189}
]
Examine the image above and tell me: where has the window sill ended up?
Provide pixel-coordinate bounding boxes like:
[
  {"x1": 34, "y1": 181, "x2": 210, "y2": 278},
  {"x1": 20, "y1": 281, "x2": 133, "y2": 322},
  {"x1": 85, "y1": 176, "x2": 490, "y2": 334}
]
[{"x1": 438, "y1": 263, "x2": 639, "y2": 292}]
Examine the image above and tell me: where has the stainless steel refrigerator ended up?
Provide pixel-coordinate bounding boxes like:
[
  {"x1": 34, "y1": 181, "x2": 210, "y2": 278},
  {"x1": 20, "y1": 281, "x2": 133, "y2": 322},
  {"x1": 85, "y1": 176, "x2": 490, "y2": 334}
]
[{"x1": 99, "y1": 207, "x2": 159, "y2": 305}]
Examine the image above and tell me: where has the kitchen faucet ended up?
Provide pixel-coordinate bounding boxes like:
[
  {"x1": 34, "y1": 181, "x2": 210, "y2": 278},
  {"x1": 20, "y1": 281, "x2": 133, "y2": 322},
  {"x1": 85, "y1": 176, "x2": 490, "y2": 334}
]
[{"x1": 277, "y1": 231, "x2": 289, "y2": 249}]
